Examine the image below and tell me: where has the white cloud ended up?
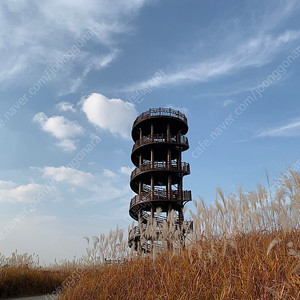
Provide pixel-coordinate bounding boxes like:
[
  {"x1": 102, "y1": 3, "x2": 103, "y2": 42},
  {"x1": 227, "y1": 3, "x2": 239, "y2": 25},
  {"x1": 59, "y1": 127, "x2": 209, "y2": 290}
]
[
  {"x1": 257, "y1": 119, "x2": 300, "y2": 137},
  {"x1": 223, "y1": 99, "x2": 235, "y2": 107},
  {"x1": 56, "y1": 139, "x2": 77, "y2": 152},
  {"x1": 0, "y1": 180, "x2": 16, "y2": 189},
  {"x1": 125, "y1": 30, "x2": 300, "y2": 91},
  {"x1": 0, "y1": 183, "x2": 55, "y2": 203},
  {"x1": 103, "y1": 169, "x2": 117, "y2": 178},
  {"x1": 33, "y1": 112, "x2": 84, "y2": 151},
  {"x1": 82, "y1": 93, "x2": 138, "y2": 139},
  {"x1": 33, "y1": 113, "x2": 83, "y2": 139},
  {"x1": 41, "y1": 167, "x2": 95, "y2": 188},
  {"x1": 120, "y1": 166, "x2": 133, "y2": 176},
  {"x1": 56, "y1": 101, "x2": 77, "y2": 113}
]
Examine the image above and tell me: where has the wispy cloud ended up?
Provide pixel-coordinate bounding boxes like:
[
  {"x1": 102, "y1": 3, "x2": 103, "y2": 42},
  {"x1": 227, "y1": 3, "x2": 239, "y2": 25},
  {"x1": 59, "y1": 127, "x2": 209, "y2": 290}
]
[
  {"x1": 223, "y1": 99, "x2": 235, "y2": 107},
  {"x1": 124, "y1": 30, "x2": 300, "y2": 91},
  {"x1": 40, "y1": 166, "x2": 130, "y2": 203},
  {"x1": 58, "y1": 50, "x2": 120, "y2": 96},
  {"x1": 103, "y1": 169, "x2": 117, "y2": 178},
  {"x1": 0, "y1": 1, "x2": 147, "y2": 92},
  {"x1": 257, "y1": 118, "x2": 300, "y2": 137},
  {"x1": 83, "y1": 49, "x2": 120, "y2": 77}
]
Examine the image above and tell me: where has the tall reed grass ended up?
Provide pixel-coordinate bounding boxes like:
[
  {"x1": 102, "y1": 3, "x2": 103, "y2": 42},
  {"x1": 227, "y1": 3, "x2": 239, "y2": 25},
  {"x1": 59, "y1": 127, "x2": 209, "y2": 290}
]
[{"x1": 59, "y1": 170, "x2": 300, "y2": 299}]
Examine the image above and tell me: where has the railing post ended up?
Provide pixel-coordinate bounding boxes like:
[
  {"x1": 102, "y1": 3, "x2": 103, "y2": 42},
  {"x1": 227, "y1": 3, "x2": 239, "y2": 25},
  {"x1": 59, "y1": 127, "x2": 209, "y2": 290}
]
[
  {"x1": 178, "y1": 149, "x2": 181, "y2": 170},
  {"x1": 151, "y1": 148, "x2": 154, "y2": 168},
  {"x1": 151, "y1": 175, "x2": 154, "y2": 201}
]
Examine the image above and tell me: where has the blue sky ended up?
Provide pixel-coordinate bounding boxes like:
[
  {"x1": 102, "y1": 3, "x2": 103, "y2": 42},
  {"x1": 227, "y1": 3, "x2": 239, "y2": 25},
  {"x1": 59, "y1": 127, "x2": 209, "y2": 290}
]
[{"x1": 0, "y1": 0, "x2": 300, "y2": 263}]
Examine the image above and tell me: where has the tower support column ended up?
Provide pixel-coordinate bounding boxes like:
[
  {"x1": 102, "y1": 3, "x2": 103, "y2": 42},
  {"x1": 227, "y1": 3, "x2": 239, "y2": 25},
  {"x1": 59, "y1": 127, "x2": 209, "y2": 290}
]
[
  {"x1": 178, "y1": 178, "x2": 183, "y2": 200},
  {"x1": 151, "y1": 175, "x2": 154, "y2": 201},
  {"x1": 151, "y1": 121, "x2": 154, "y2": 137},
  {"x1": 139, "y1": 181, "x2": 142, "y2": 195},
  {"x1": 167, "y1": 122, "x2": 171, "y2": 142},
  {"x1": 167, "y1": 148, "x2": 171, "y2": 169}
]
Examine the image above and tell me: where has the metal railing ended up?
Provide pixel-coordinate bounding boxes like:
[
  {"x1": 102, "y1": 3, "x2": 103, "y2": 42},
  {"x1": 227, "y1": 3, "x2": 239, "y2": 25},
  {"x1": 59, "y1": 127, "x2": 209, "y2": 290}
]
[
  {"x1": 132, "y1": 134, "x2": 188, "y2": 152},
  {"x1": 133, "y1": 108, "x2": 187, "y2": 128}
]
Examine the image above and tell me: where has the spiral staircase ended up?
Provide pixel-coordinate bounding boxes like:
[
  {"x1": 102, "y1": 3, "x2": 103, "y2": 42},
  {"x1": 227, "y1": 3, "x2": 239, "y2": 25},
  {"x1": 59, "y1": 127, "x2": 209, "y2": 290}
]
[{"x1": 128, "y1": 108, "x2": 193, "y2": 252}]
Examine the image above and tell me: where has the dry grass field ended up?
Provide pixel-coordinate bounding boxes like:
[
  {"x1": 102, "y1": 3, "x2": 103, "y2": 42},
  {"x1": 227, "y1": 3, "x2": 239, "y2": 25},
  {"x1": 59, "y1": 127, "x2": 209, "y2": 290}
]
[
  {"x1": 0, "y1": 252, "x2": 71, "y2": 299},
  {"x1": 59, "y1": 230, "x2": 300, "y2": 299},
  {"x1": 1, "y1": 170, "x2": 299, "y2": 299}
]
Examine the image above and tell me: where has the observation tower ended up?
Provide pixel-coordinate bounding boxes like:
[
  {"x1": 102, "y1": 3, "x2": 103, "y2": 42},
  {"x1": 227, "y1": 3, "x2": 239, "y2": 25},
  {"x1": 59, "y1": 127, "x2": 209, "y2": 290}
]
[{"x1": 128, "y1": 108, "x2": 192, "y2": 252}]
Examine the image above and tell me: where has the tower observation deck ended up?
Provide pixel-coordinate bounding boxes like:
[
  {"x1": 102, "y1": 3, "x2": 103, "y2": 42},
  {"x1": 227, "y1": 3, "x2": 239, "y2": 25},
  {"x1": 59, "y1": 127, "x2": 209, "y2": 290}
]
[{"x1": 128, "y1": 108, "x2": 192, "y2": 252}]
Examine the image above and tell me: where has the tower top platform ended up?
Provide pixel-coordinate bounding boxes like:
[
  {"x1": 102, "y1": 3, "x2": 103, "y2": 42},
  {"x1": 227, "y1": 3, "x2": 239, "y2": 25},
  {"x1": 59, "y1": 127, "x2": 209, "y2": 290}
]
[{"x1": 131, "y1": 108, "x2": 188, "y2": 141}]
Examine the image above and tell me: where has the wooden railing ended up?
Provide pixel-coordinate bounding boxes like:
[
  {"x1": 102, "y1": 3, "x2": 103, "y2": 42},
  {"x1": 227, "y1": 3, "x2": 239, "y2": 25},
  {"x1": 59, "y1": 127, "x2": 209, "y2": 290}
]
[
  {"x1": 130, "y1": 190, "x2": 192, "y2": 210},
  {"x1": 132, "y1": 134, "x2": 188, "y2": 152},
  {"x1": 131, "y1": 162, "x2": 190, "y2": 181},
  {"x1": 133, "y1": 108, "x2": 187, "y2": 128}
]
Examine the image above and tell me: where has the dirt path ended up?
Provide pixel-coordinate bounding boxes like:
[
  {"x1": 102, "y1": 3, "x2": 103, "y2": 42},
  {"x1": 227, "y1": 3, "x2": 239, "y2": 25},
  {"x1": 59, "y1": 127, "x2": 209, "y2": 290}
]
[{"x1": 8, "y1": 296, "x2": 57, "y2": 300}]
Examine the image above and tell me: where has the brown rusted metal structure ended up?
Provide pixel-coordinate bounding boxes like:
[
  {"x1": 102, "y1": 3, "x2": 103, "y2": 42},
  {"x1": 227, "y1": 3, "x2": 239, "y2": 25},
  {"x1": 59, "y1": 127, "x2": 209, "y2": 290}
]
[{"x1": 128, "y1": 108, "x2": 192, "y2": 252}]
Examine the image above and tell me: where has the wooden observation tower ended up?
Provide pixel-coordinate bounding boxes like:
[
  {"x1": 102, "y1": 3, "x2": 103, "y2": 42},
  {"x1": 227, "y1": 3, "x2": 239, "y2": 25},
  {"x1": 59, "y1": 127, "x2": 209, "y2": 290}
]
[{"x1": 128, "y1": 108, "x2": 192, "y2": 252}]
